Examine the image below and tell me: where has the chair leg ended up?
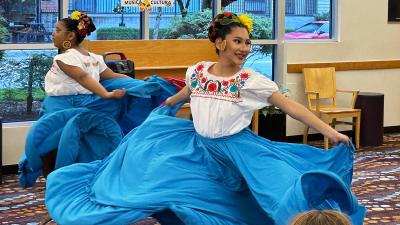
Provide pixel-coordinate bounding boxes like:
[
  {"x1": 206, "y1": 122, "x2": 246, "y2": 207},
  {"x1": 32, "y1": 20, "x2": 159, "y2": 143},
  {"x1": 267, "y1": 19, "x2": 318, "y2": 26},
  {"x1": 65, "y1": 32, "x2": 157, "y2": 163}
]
[
  {"x1": 303, "y1": 126, "x2": 310, "y2": 144},
  {"x1": 331, "y1": 119, "x2": 336, "y2": 129},
  {"x1": 323, "y1": 118, "x2": 331, "y2": 150},
  {"x1": 324, "y1": 137, "x2": 329, "y2": 150},
  {"x1": 252, "y1": 110, "x2": 259, "y2": 135},
  {"x1": 355, "y1": 113, "x2": 361, "y2": 149}
]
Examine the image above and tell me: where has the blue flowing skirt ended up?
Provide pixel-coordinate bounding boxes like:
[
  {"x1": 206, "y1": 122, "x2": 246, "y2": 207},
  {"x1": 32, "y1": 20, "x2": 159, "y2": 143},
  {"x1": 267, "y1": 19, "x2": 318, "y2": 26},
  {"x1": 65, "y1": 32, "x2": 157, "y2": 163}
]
[
  {"x1": 19, "y1": 77, "x2": 181, "y2": 188},
  {"x1": 45, "y1": 106, "x2": 365, "y2": 225}
]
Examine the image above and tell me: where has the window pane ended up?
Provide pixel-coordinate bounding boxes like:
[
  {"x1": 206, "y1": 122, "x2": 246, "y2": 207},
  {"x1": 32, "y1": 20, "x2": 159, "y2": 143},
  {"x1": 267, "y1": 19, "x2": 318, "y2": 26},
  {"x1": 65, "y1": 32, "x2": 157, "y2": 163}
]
[
  {"x1": 1, "y1": 0, "x2": 58, "y2": 44},
  {"x1": 243, "y1": 44, "x2": 274, "y2": 80},
  {"x1": 0, "y1": 50, "x2": 57, "y2": 122},
  {"x1": 69, "y1": 0, "x2": 141, "y2": 40},
  {"x1": 150, "y1": 1, "x2": 210, "y2": 40},
  {"x1": 285, "y1": 0, "x2": 331, "y2": 40},
  {"x1": 225, "y1": 0, "x2": 274, "y2": 40}
]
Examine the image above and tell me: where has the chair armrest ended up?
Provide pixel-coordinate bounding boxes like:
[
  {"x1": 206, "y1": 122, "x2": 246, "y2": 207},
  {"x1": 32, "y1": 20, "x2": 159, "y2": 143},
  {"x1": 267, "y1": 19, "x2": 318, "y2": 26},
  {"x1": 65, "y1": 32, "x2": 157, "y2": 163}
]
[
  {"x1": 336, "y1": 89, "x2": 359, "y2": 108},
  {"x1": 305, "y1": 91, "x2": 319, "y2": 96},
  {"x1": 336, "y1": 89, "x2": 358, "y2": 94},
  {"x1": 305, "y1": 91, "x2": 320, "y2": 116}
]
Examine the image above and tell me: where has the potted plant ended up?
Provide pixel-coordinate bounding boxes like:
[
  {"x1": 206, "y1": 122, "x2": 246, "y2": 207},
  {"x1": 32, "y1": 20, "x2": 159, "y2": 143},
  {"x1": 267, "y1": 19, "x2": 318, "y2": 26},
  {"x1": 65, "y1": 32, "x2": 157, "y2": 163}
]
[{"x1": 258, "y1": 85, "x2": 289, "y2": 141}]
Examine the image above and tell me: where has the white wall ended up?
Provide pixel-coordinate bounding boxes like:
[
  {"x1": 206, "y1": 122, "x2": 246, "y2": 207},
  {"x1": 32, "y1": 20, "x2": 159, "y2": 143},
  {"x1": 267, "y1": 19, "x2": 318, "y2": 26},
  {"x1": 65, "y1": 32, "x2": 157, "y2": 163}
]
[
  {"x1": 284, "y1": 0, "x2": 400, "y2": 136},
  {"x1": 2, "y1": 122, "x2": 32, "y2": 165}
]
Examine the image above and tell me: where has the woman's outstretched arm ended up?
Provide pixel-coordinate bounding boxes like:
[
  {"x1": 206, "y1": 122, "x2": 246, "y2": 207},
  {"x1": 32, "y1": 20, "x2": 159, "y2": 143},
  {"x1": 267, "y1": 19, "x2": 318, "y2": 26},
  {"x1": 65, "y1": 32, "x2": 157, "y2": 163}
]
[
  {"x1": 165, "y1": 86, "x2": 191, "y2": 108},
  {"x1": 57, "y1": 61, "x2": 126, "y2": 99},
  {"x1": 268, "y1": 91, "x2": 349, "y2": 146}
]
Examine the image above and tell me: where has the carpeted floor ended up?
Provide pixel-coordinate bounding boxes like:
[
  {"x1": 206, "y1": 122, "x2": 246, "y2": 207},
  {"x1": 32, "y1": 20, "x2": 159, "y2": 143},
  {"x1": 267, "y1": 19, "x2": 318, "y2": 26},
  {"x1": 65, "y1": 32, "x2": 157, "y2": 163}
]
[{"x1": 1, "y1": 134, "x2": 399, "y2": 225}]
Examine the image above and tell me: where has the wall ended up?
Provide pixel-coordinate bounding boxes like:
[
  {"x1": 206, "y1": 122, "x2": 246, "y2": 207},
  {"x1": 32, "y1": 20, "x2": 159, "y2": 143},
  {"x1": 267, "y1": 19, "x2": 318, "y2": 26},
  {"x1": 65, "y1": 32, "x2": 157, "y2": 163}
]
[
  {"x1": 284, "y1": 0, "x2": 400, "y2": 136},
  {"x1": 2, "y1": 123, "x2": 31, "y2": 165}
]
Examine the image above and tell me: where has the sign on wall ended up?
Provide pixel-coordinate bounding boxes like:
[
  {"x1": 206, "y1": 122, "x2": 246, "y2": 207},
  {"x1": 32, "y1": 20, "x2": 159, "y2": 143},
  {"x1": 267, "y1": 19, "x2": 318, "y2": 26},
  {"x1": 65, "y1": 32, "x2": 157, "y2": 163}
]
[{"x1": 121, "y1": 0, "x2": 174, "y2": 12}]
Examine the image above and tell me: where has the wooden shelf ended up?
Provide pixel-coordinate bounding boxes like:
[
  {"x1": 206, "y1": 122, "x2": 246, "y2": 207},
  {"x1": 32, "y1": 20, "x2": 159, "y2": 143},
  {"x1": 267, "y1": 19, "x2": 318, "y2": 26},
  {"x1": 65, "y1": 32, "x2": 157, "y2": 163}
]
[{"x1": 287, "y1": 60, "x2": 400, "y2": 73}]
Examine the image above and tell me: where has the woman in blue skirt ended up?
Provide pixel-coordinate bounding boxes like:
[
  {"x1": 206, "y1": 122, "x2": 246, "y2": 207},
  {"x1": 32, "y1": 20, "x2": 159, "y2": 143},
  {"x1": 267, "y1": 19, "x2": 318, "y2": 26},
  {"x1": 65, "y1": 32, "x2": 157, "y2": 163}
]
[{"x1": 45, "y1": 12, "x2": 365, "y2": 225}]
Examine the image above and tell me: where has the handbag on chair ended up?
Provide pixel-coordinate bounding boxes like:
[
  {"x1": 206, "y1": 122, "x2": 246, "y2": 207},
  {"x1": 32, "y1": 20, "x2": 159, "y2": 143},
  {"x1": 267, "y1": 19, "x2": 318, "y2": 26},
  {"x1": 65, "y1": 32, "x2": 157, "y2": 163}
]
[{"x1": 102, "y1": 52, "x2": 135, "y2": 78}]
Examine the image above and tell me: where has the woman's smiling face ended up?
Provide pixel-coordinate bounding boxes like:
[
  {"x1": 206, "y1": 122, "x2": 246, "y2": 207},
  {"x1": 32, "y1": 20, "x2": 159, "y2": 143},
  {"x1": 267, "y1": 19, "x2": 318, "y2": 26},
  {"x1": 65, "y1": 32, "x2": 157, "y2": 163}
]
[{"x1": 219, "y1": 26, "x2": 251, "y2": 66}]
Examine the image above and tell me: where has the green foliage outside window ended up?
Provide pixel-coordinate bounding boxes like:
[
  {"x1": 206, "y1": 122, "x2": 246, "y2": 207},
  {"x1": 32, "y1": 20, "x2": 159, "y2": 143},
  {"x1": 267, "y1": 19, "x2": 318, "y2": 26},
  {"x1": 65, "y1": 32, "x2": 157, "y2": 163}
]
[
  {"x1": 96, "y1": 27, "x2": 171, "y2": 40},
  {"x1": 0, "y1": 88, "x2": 45, "y2": 101},
  {"x1": 0, "y1": 53, "x2": 52, "y2": 112},
  {"x1": 163, "y1": 9, "x2": 212, "y2": 39},
  {"x1": 162, "y1": 9, "x2": 273, "y2": 56},
  {"x1": 97, "y1": 27, "x2": 140, "y2": 40},
  {"x1": 0, "y1": 15, "x2": 9, "y2": 59},
  {"x1": 314, "y1": 12, "x2": 330, "y2": 21}
]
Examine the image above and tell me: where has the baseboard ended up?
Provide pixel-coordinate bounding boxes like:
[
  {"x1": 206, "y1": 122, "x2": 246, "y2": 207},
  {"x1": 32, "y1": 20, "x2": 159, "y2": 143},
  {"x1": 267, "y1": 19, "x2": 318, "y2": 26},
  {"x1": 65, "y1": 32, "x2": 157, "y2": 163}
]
[
  {"x1": 2, "y1": 126, "x2": 400, "y2": 175},
  {"x1": 285, "y1": 125, "x2": 400, "y2": 143},
  {"x1": 384, "y1": 125, "x2": 400, "y2": 133},
  {"x1": 1, "y1": 164, "x2": 18, "y2": 175},
  {"x1": 285, "y1": 130, "x2": 354, "y2": 143}
]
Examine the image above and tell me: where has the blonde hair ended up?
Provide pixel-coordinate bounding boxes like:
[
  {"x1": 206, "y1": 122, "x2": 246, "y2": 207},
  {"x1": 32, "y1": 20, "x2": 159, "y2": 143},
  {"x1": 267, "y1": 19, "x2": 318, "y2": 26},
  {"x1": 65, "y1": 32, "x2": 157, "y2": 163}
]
[{"x1": 290, "y1": 210, "x2": 351, "y2": 225}]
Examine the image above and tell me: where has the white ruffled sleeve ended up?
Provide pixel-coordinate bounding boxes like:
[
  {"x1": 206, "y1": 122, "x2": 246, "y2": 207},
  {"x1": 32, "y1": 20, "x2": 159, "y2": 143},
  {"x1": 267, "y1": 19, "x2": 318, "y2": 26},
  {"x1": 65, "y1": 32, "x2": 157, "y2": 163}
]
[
  {"x1": 185, "y1": 63, "x2": 199, "y2": 87},
  {"x1": 241, "y1": 70, "x2": 279, "y2": 108},
  {"x1": 54, "y1": 51, "x2": 82, "y2": 68},
  {"x1": 93, "y1": 54, "x2": 108, "y2": 73}
]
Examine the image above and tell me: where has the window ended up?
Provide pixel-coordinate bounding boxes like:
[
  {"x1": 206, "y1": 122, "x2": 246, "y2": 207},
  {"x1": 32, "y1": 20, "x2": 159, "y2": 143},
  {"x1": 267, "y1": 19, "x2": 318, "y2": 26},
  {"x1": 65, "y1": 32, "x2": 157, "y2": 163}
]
[
  {"x1": 0, "y1": 0, "x2": 59, "y2": 44},
  {"x1": 69, "y1": 0, "x2": 141, "y2": 40},
  {"x1": 243, "y1": 44, "x2": 274, "y2": 80},
  {"x1": 0, "y1": 0, "x2": 340, "y2": 124},
  {"x1": 0, "y1": 1, "x2": 60, "y2": 122},
  {"x1": 0, "y1": 49, "x2": 57, "y2": 122},
  {"x1": 285, "y1": 0, "x2": 332, "y2": 40},
  {"x1": 69, "y1": 0, "x2": 277, "y2": 79},
  {"x1": 150, "y1": 1, "x2": 207, "y2": 39},
  {"x1": 225, "y1": 0, "x2": 274, "y2": 40}
]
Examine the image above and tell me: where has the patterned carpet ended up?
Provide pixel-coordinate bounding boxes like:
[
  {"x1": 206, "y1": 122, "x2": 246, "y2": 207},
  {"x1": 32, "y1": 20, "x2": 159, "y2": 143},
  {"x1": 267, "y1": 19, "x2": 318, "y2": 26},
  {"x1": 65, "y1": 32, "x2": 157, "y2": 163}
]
[{"x1": 1, "y1": 134, "x2": 399, "y2": 225}]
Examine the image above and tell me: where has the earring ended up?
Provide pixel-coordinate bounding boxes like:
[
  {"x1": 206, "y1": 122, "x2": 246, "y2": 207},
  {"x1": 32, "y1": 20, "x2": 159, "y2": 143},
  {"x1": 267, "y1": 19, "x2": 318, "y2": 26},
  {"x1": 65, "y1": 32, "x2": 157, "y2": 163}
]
[
  {"x1": 220, "y1": 40, "x2": 227, "y2": 51},
  {"x1": 62, "y1": 40, "x2": 72, "y2": 49}
]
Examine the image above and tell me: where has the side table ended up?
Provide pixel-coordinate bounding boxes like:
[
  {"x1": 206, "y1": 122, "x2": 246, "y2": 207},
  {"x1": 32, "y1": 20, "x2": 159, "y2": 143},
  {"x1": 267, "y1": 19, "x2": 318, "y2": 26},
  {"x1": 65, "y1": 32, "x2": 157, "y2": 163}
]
[{"x1": 354, "y1": 92, "x2": 384, "y2": 146}]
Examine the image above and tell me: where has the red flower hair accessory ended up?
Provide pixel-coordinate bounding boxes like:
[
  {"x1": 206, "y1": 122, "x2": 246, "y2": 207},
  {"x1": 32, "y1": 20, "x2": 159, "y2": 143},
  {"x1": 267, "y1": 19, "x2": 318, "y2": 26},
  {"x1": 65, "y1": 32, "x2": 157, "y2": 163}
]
[
  {"x1": 69, "y1": 10, "x2": 96, "y2": 37},
  {"x1": 208, "y1": 11, "x2": 253, "y2": 42}
]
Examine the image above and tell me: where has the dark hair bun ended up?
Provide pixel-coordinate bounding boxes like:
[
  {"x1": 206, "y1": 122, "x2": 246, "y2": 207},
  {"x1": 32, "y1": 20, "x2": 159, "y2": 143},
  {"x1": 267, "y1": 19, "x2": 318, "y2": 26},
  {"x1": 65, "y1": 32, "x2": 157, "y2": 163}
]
[
  {"x1": 69, "y1": 11, "x2": 96, "y2": 38},
  {"x1": 208, "y1": 12, "x2": 240, "y2": 43}
]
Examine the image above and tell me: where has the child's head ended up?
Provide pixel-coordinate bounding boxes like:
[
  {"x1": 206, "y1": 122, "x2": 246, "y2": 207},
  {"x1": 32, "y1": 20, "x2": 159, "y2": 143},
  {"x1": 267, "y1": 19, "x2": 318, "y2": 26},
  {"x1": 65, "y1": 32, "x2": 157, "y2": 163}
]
[
  {"x1": 53, "y1": 11, "x2": 96, "y2": 50},
  {"x1": 290, "y1": 210, "x2": 351, "y2": 225},
  {"x1": 207, "y1": 12, "x2": 253, "y2": 64}
]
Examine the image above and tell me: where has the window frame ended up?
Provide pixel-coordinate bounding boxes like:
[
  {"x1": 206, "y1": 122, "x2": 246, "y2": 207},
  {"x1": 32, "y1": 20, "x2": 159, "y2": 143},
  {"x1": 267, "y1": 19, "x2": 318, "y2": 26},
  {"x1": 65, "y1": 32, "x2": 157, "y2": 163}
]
[
  {"x1": 0, "y1": 0, "x2": 339, "y2": 123},
  {"x1": 283, "y1": 0, "x2": 338, "y2": 42}
]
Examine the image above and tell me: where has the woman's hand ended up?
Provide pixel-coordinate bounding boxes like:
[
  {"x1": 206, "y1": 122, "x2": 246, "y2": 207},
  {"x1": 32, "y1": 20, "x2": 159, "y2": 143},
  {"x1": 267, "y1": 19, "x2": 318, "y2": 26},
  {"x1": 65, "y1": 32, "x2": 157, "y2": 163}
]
[
  {"x1": 327, "y1": 131, "x2": 350, "y2": 146},
  {"x1": 103, "y1": 89, "x2": 126, "y2": 99}
]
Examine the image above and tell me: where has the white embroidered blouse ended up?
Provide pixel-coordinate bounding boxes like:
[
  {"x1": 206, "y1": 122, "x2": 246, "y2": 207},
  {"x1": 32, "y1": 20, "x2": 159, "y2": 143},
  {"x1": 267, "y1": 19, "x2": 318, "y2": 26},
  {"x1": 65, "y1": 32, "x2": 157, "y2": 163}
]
[
  {"x1": 186, "y1": 61, "x2": 279, "y2": 138},
  {"x1": 45, "y1": 48, "x2": 107, "y2": 96}
]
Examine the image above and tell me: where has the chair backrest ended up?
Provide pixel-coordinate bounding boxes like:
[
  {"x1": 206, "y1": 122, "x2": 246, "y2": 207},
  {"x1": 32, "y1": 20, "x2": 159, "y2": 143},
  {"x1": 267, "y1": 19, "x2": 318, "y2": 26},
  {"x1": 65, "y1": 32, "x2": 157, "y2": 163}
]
[{"x1": 303, "y1": 67, "x2": 337, "y2": 110}]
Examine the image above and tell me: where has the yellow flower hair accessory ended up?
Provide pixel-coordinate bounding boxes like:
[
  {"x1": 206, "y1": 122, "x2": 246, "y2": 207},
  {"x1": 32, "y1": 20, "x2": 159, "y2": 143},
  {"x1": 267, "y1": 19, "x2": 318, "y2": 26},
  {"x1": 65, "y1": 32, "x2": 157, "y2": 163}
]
[
  {"x1": 238, "y1": 14, "x2": 253, "y2": 33},
  {"x1": 70, "y1": 11, "x2": 81, "y2": 20}
]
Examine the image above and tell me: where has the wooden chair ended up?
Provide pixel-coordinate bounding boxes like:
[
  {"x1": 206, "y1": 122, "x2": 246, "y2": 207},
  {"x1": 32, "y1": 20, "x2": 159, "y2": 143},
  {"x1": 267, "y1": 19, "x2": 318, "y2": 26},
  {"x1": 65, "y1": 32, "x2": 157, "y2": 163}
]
[
  {"x1": 303, "y1": 67, "x2": 361, "y2": 149},
  {"x1": 176, "y1": 104, "x2": 260, "y2": 134}
]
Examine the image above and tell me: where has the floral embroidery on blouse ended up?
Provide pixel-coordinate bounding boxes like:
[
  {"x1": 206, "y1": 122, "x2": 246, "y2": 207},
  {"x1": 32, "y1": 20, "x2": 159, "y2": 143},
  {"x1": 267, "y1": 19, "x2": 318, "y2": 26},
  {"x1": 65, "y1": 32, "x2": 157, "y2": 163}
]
[{"x1": 189, "y1": 63, "x2": 250, "y2": 102}]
